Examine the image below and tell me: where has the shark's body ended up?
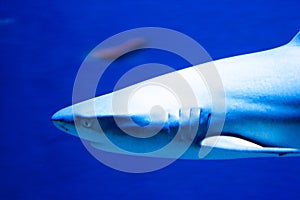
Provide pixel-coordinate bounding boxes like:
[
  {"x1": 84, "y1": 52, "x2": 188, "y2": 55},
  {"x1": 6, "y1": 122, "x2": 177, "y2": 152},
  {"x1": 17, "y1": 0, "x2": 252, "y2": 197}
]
[{"x1": 52, "y1": 32, "x2": 300, "y2": 160}]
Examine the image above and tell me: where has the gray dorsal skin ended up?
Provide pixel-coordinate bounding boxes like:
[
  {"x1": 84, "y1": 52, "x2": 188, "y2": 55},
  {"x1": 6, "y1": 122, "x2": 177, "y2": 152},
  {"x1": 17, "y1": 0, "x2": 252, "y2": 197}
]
[{"x1": 52, "y1": 31, "x2": 300, "y2": 160}]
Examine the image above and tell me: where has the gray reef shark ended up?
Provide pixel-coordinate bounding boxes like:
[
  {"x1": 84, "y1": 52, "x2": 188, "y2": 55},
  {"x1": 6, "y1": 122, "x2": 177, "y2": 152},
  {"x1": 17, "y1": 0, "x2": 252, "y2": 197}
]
[{"x1": 52, "y1": 31, "x2": 300, "y2": 160}]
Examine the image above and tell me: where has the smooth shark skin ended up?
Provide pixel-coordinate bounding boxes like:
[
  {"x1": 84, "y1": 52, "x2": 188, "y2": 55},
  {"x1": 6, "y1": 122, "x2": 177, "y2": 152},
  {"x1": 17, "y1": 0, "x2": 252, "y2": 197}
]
[{"x1": 52, "y1": 32, "x2": 300, "y2": 160}]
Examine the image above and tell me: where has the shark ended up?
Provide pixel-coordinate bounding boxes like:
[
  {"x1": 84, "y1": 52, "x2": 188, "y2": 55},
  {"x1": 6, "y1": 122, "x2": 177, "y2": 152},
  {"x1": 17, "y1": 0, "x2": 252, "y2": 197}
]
[{"x1": 52, "y1": 31, "x2": 300, "y2": 160}]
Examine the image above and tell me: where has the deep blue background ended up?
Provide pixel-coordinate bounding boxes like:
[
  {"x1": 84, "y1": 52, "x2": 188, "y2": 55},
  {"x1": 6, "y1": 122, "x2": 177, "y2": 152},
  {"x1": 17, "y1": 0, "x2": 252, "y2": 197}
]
[{"x1": 1, "y1": 0, "x2": 300, "y2": 199}]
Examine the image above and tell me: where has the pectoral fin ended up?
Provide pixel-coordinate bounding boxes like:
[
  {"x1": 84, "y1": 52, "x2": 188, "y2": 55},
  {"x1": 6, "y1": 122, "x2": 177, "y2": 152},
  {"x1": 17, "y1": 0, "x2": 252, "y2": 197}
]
[{"x1": 198, "y1": 136, "x2": 300, "y2": 159}]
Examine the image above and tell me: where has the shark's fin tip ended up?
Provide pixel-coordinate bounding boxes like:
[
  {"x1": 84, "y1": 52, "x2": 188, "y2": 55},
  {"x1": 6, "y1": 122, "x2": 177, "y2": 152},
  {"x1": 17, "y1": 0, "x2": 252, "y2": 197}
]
[{"x1": 288, "y1": 31, "x2": 300, "y2": 46}]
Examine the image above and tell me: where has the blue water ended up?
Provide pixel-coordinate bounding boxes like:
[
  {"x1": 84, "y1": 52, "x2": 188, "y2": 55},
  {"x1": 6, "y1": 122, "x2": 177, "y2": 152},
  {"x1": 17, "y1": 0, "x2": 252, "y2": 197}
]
[{"x1": 1, "y1": 0, "x2": 300, "y2": 199}]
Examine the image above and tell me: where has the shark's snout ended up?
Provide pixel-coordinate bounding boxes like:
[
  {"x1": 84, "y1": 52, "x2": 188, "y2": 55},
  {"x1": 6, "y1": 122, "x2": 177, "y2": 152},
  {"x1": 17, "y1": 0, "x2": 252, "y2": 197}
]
[
  {"x1": 51, "y1": 106, "x2": 74, "y2": 122},
  {"x1": 51, "y1": 106, "x2": 77, "y2": 135}
]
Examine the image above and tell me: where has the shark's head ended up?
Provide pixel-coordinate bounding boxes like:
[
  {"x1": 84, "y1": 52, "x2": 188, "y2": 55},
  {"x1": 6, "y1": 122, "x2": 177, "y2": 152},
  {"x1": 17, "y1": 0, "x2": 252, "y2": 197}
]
[
  {"x1": 51, "y1": 83, "x2": 211, "y2": 158},
  {"x1": 51, "y1": 67, "x2": 216, "y2": 159},
  {"x1": 52, "y1": 85, "x2": 180, "y2": 141}
]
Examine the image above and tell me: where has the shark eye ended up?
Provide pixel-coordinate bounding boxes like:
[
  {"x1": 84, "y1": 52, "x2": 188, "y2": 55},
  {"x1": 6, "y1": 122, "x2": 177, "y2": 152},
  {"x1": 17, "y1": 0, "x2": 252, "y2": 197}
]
[{"x1": 82, "y1": 119, "x2": 92, "y2": 128}]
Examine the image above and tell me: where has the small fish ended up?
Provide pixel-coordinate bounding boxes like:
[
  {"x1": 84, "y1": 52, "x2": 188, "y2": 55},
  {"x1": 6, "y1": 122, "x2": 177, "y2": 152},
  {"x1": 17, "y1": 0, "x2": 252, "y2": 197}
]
[{"x1": 92, "y1": 38, "x2": 146, "y2": 60}]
